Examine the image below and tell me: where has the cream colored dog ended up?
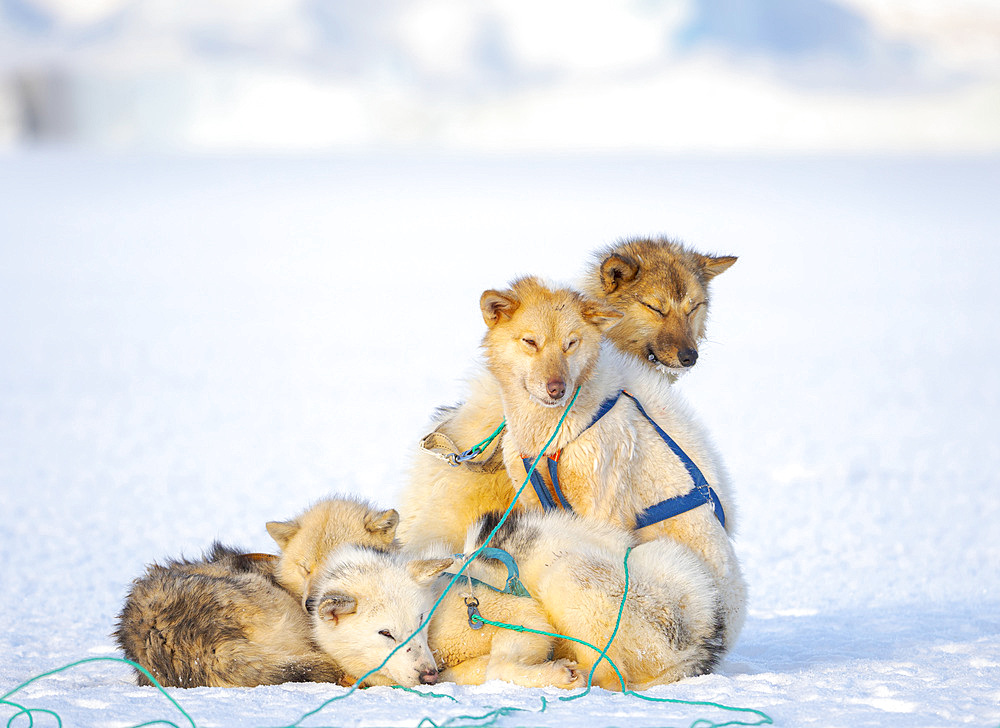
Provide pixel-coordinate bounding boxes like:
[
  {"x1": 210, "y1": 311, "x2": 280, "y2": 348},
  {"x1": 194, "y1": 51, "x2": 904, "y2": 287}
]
[
  {"x1": 266, "y1": 496, "x2": 400, "y2": 603},
  {"x1": 465, "y1": 509, "x2": 723, "y2": 690},
  {"x1": 476, "y1": 277, "x2": 745, "y2": 649},
  {"x1": 398, "y1": 239, "x2": 736, "y2": 553},
  {"x1": 307, "y1": 545, "x2": 584, "y2": 689}
]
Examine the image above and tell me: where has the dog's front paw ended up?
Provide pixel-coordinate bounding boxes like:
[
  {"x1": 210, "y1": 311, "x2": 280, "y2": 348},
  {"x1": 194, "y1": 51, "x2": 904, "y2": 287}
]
[{"x1": 551, "y1": 658, "x2": 586, "y2": 689}]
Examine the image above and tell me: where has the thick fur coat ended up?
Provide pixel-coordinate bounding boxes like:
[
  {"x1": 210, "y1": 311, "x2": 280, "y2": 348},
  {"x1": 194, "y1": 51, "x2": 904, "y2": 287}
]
[
  {"x1": 307, "y1": 545, "x2": 583, "y2": 689},
  {"x1": 478, "y1": 278, "x2": 746, "y2": 649},
  {"x1": 466, "y1": 509, "x2": 725, "y2": 690},
  {"x1": 115, "y1": 497, "x2": 400, "y2": 688},
  {"x1": 114, "y1": 543, "x2": 345, "y2": 688},
  {"x1": 397, "y1": 238, "x2": 736, "y2": 553}
]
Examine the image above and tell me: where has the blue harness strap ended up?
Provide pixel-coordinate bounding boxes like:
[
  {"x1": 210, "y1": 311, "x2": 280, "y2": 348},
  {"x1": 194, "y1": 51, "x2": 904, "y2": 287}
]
[
  {"x1": 546, "y1": 455, "x2": 573, "y2": 510},
  {"x1": 621, "y1": 390, "x2": 726, "y2": 530},
  {"x1": 587, "y1": 390, "x2": 624, "y2": 428},
  {"x1": 521, "y1": 389, "x2": 726, "y2": 530},
  {"x1": 635, "y1": 484, "x2": 725, "y2": 529},
  {"x1": 522, "y1": 456, "x2": 559, "y2": 510},
  {"x1": 449, "y1": 547, "x2": 531, "y2": 598},
  {"x1": 521, "y1": 390, "x2": 623, "y2": 513}
]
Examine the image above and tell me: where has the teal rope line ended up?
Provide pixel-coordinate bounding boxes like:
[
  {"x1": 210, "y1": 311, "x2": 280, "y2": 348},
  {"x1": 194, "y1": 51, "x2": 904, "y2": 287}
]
[
  {"x1": 1, "y1": 382, "x2": 772, "y2": 728},
  {"x1": 2, "y1": 699, "x2": 62, "y2": 728},
  {"x1": 0, "y1": 396, "x2": 577, "y2": 728},
  {"x1": 462, "y1": 421, "x2": 506, "y2": 460},
  {"x1": 470, "y1": 544, "x2": 773, "y2": 728},
  {"x1": 467, "y1": 611, "x2": 773, "y2": 728},
  {"x1": 469, "y1": 612, "x2": 627, "y2": 686},
  {"x1": 415, "y1": 703, "x2": 536, "y2": 728},
  {"x1": 1, "y1": 656, "x2": 197, "y2": 728},
  {"x1": 561, "y1": 546, "x2": 633, "y2": 699},
  {"x1": 467, "y1": 546, "x2": 632, "y2": 693},
  {"x1": 0, "y1": 699, "x2": 29, "y2": 727},
  {"x1": 390, "y1": 685, "x2": 458, "y2": 702},
  {"x1": 272, "y1": 387, "x2": 583, "y2": 728}
]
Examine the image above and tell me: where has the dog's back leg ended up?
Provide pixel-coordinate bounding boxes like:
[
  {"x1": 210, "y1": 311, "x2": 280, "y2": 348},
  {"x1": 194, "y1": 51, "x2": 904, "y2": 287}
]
[
  {"x1": 479, "y1": 592, "x2": 584, "y2": 689},
  {"x1": 485, "y1": 632, "x2": 583, "y2": 688}
]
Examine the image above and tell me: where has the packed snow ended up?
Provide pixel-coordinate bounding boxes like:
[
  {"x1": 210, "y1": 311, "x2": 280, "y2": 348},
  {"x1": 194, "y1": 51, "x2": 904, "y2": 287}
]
[{"x1": 1, "y1": 152, "x2": 998, "y2": 727}]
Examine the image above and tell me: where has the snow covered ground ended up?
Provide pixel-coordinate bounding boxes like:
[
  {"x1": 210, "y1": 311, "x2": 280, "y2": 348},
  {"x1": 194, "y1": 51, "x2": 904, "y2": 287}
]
[{"x1": 1, "y1": 151, "x2": 998, "y2": 727}]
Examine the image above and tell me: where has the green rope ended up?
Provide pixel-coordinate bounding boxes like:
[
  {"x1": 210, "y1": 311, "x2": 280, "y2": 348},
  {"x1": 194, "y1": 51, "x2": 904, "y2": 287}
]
[
  {"x1": 465, "y1": 615, "x2": 772, "y2": 727},
  {"x1": 466, "y1": 546, "x2": 633, "y2": 694},
  {"x1": 469, "y1": 546, "x2": 773, "y2": 728},
  {"x1": 562, "y1": 546, "x2": 633, "y2": 697},
  {"x1": 391, "y1": 685, "x2": 458, "y2": 702},
  {"x1": 415, "y1": 703, "x2": 537, "y2": 728},
  {"x1": 273, "y1": 387, "x2": 584, "y2": 728},
  {"x1": 462, "y1": 421, "x2": 506, "y2": 460},
  {"x1": 368, "y1": 688, "x2": 550, "y2": 728},
  {"x1": 1, "y1": 384, "x2": 771, "y2": 728},
  {"x1": 2, "y1": 697, "x2": 59, "y2": 728},
  {"x1": 1, "y1": 656, "x2": 197, "y2": 728}
]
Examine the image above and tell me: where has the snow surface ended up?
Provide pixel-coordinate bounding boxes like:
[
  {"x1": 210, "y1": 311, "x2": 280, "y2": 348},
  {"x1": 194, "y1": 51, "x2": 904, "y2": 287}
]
[{"x1": 1, "y1": 152, "x2": 999, "y2": 727}]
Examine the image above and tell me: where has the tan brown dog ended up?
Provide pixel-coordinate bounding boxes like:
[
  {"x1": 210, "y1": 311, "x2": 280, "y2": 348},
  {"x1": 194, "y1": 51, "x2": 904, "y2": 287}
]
[
  {"x1": 477, "y1": 277, "x2": 745, "y2": 651},
  {"x1": 580, "y1": 236, "x2": 736, "y2": 382},
  {"x1": 464, "y1": 509, "x2": 724, "y2": 690},
  {"x1": 266, "y1": 497, "x2": 400, "y2": 604},
  {"x1": 115, "y1": 497, "x2": 400, "y2": 688},
  {"x1": 114, "y1": 543, "x2": 345, "y2": 688},
  {"x1": 397, "y1": 238, "x2": 735, "y2": 553}
]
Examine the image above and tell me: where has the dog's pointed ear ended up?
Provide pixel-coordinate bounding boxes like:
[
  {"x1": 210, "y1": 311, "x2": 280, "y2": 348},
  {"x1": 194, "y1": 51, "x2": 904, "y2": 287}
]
[
  {"x1": 480, "y1": 289, "x2": 520, "y2": 328},
  {"x1": 266, "y1": 519, "x2": 300, "y2": 550},
  {"x1": 314, "y1": 592, "x2": 357, "y2": 624},
  {"x1": 365, "y1": 509, "x2": 399, "y2": 543},
  {"x1": 407, "y1": 557, "x2": 454, "y2": 585},
  {"x1": 698, "y1": 254, "x2": 737, "y2": 281},
  {"x1": 599, "y1": 253, "x2": 639, "y2": 294},
  {"x1": 581, "y1": 300, "x2": 624, "y2": 332}
]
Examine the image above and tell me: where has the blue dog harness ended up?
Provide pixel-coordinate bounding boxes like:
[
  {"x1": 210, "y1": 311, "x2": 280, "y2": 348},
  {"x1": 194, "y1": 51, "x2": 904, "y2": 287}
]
[
  {"x1": 446, "y1": 546, "x2": 531, "y2": 598},
  {"x1": 521, "y1": 390, "x2": 726, "y2": 530}
]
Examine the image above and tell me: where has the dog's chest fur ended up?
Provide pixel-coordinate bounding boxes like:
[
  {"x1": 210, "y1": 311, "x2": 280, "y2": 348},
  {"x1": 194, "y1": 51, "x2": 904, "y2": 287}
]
[{"x1": 501, "y1": 374, "x2": 701, "y2": 528}]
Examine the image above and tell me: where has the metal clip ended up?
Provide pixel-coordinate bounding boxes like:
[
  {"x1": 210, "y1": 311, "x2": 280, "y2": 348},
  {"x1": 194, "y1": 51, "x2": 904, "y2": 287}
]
[{"x1": 465, "y1": 596, "x2": 483, "y2": 629}]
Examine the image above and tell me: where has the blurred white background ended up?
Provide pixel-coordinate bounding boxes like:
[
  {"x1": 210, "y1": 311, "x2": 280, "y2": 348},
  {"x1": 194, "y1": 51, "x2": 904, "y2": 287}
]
[{"x1": 1, "y1": 0, "x2": 998, "y2": 153}]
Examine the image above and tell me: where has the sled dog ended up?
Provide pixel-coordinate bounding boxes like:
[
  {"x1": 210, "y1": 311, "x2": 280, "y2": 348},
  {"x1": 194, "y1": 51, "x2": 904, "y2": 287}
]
[
  {"x1": 266, "y1": 496, "x2": 400, "y2": 603},
  {"x1": 580, "y1": 237, "x2": 736, "y2": 381},
  {"x1": 114, "y1": 496, "x2": 399, "y2": 688},
  {"x1": 397, "y1": 370, "x2": 517, "y2": 552},
  {"x1": 114, "y1": 543, "x2": 345, "y2": 688},
  {"x1": 397, "y1": 238, "x2": 735, "y2": 552},
  {"x1": 466, "y1": 509, "x2": 724, "y2": 690},
  {"x1": 307, "y1": 545, "x2": 584, "y2": 689},
  {"x1": 476, "y1": 277, "x2": 745, "y2": 647}
]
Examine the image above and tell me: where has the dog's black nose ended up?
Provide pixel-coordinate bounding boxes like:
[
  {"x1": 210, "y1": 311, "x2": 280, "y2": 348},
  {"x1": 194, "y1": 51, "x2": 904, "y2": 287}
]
[
  {"x1": 419, "y1": 669, "x2": 439, "y2": 685},
  {"x1": 678, "y1": 348, "x2": 698, "y2": 367},
  {"x1": 546, "y1": 379, "x2": 566, "y2": 399}
]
